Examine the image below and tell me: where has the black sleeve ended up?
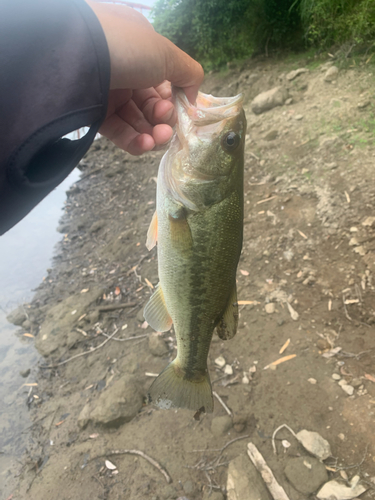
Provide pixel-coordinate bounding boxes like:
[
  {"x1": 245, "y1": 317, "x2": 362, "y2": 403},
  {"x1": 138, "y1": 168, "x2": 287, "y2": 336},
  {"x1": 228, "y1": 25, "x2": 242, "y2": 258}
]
[{"x1": 0, "y1": 0, "x2": 110, "y2": 235}]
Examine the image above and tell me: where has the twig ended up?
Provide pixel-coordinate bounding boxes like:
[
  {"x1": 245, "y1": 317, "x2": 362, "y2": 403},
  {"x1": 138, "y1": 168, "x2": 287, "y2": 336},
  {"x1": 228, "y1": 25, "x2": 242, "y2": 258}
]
[
  {"x1": 98, "y1": 303, "x2": 136, "y2": 312},
  {"x1": 101, "y1": 332, "x2": 149, "y2": 342},
  {"x1": 213, "y1": 391, "x2": 232, "y2": 416},
  {"x1": 189, "y1": 435, "x2": 250, "y2": 471},
  {"x1": 271, "y1": 424, "x2": 298, "y2": 455},
  {"x1": 40, "y1": 328, "x2": 118, "y2": 369},
  {"x1": 334, "y1": 444, "x2": 369, "y2": 472},
  {"x1": 342, "y1": 294, "x2": 352, "y2": 321},
  {"x1": 247, "y1": 442, "x2": 291, "y2": 500},
  {"x1": 92, "y1": 449, "x2": 171, "y2": 483}
]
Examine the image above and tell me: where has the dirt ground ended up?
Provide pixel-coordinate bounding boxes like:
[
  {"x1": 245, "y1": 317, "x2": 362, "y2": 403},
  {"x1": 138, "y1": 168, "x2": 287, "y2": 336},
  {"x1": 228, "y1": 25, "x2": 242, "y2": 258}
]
[{"x1": 4, "y1": 53, "x2": 375, "y2": 500}]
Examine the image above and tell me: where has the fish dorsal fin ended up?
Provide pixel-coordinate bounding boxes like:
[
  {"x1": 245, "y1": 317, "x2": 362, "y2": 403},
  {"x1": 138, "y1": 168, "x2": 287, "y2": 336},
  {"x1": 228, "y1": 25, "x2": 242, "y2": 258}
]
[
  {"x1": 144, "y1": 285, "x2": 173, "y2": 332},
  {"x1": 146, "y1": 211, "x2": 158, "y2": 251},
  {"x1": 216, "y1": 284, "x2": 238, "y2": 340}
]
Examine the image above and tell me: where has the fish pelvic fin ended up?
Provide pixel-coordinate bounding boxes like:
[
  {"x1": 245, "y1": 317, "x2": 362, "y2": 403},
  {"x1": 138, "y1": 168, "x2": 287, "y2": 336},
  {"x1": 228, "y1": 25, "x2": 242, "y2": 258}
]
[
  {"x1": 144, "y1": 285, "x2": 173, "y2": 332},
  {"x1": 216, "y1": 283, "x2": 238, "y2": 340},
  {"x1": 148, "y1": 360, "x2": 214, "y2": 413},
  {"x1": 146, "y1": 211, "x2": 158, "y2": 251}
]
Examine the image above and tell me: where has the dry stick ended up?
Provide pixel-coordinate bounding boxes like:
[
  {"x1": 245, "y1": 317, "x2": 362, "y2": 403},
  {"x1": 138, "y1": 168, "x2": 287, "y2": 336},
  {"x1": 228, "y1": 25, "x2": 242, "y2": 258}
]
[
  {"x1": 101, "y1": 332, "x2": 149, "y2": 342},
  {"x1": 92, "y1": 449, "x2": 171, "y2": 484},
  {"x1": 212, "y1": 391, "x2": 232, "y2": 416},
  {"x1": 40, "y1": 329, "x2": 118, "y2": 369},
  {"x1": 98, "y1": 302, "x2": 136, "y2": 312},
  {"x1": 247, "y1": 442, "x2": 291, "y2": 500}
]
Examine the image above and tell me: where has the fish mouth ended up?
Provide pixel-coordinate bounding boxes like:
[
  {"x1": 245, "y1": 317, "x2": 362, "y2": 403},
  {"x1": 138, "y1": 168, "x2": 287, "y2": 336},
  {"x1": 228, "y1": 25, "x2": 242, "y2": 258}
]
[{"x1": 174, "y1": 87, "x2": 244, "y2": 127}]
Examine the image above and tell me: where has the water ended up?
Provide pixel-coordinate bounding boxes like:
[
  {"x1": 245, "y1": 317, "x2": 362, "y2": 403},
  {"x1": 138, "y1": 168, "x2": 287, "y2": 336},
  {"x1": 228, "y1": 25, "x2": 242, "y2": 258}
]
[{"x1": 0, "y1": 169, "x2": 80, "y2": 494}]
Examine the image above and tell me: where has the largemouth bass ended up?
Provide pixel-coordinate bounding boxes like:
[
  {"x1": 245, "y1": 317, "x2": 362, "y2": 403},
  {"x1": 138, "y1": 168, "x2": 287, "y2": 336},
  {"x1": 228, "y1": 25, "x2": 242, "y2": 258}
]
[{"x1": 144, "y1": 88, "x2": 246, "y2": 412}]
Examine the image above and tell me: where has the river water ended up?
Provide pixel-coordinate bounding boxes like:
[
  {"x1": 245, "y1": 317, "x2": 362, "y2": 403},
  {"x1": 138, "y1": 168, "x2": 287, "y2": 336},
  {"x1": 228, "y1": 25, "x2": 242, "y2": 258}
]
[{"x1": 0, "y1": 169, "x2": 80, "y2": 494}]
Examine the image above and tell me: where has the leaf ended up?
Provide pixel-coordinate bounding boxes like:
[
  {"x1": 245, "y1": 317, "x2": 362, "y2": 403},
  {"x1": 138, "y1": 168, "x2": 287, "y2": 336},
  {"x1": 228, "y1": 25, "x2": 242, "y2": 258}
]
[
  {"x1": 365, "y1": 373, "x2": 375, "y2": 383},
  {"x1": 264, "y1": 354, "x2": 296, "y2": 370},
  {"x1": 105, "y1": 460, "x2": 117, "y2": 470}
]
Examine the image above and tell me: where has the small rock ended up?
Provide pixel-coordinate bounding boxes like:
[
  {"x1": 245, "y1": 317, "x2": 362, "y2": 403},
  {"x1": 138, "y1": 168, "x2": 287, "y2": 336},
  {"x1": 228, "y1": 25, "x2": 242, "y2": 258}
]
[
  {"x1": 203, "y1": 490, "x2": 224, "y2": 500},
  {"x1": 350, "y1": 226, "x2": 358, "y2": 232},
  {"x1": 357, "y1": 100, "x2": 370, "y2": 109},
  {"x1": 215, "y1": 356, "x2": 226, "y2": 368},
  {"x1": 251, "y1": 86, "x2": 289, "y2": 114},
  {"x1": 324, "y1": 66, "x2": 339, "y2": 82},
  {"x1": 354, "y1": 245, "x2": 366, "y2": 256},
  {"x1": 89, "y1": 220, "x2": 107, "y2": 234},
  {"x1": 6, "y1": 306, "x2": 27, "y2": 326},
  {"x1": 242, "y1": 373, "x2": 250, "y2": 385},
  {"x1": 295, "y1": 114, "x2": 304, "y2": 120},
  {"x1": 148, "y1": 333, "x2": 168, "y2": 357},
  {"x1": 19, "y1": 368, "x2": 31, "y2": 378},
  {"x1": 265, "y1": 303, "x2": 276, "y2": 314},
  {"x1": 286, "y1": 68, "x2": 309, "y2": 81},
  {"x1": 317, "y1": 339, "x2": 330, "y2": 351},
  {"x1": 349, "y1": 237, "x2": 359, "y2": 246},
  {"x1": 362, "y1": 216, "x2": 375, "y2": 227},
  {"x1": 296, "y1": 430, "x2": 332, "y2": 460},
  {"x1": 285, "y1": 97, "x2": 293, "y2": 105},
  {"x1": 183, "y1": 480, "x2": 194, "y2": 495},
  {"x1": 308, "y1": 378, "x2": 317, "y2": 384},
  {"x1": 351, "y1": 378, "x2": 362, "y2": 388},
  {"x1": 211, "y1": 415, "x2": 232, "y2": 436},
  {"x1": 326, "y1": 162, "x2": 338, "y2": 169},
  {"x1": 317, "y1": 480, "x2": 367, "y2": 500},
  {"x1": 77, "y1": 374, "x2": 144, "y2": 428},
  {"x1": 284, "y1": 456, "x2": 328, "y2": 494},
  {"x1": 136, "y1": 308, "x2": 145, "y2": 322},
  {"x1": 224, "y1": 364, "x2": 233, "y2": 375},
  {"x1": 341, "y1": 384, "x2": 354, "y2": 396},
  {"x1": 332, "y1": 373, "x2": 341, "y2": 380},
  {"x1": 22, "y1": 319, "x2": 32, "y2": 330},
  {"x1": 264, "y1": 130, "x2": 278, "y2": 141},
  {"x1": 227, "y1": 454, "x2": 272, "y2": 500},
  {"x1": 232, "y1": 413, "x2": 247, "y2": 433}
]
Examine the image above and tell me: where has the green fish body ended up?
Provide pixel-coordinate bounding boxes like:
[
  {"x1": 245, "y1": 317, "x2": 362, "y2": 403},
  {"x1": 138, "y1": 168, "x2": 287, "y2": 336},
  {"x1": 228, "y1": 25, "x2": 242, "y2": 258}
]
[{"x1": 144, "y1": 89, "x2": 246, "y2": 412}]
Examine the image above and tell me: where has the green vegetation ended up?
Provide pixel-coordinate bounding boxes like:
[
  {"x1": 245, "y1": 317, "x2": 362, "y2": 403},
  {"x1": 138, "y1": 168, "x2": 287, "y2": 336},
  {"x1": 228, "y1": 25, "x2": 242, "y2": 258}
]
[{"x1": 152, "y1": 0, "x2": 375, "y2": 69}]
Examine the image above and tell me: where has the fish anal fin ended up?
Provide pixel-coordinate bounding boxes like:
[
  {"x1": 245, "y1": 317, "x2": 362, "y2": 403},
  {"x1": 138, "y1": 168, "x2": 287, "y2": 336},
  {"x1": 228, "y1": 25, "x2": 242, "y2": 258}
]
[
  {"x1": 143, "y1": 285, "x2": 172, "y2": 332},
  {"x1": 146, "y1": 211, "x2": 158, "y2": 251},
  {"x1": 148, "y1": 360, "x2": 213, "y2": 413},
  {"x1": 216, "y1": 284, "x2": 238, "y2": 340}
]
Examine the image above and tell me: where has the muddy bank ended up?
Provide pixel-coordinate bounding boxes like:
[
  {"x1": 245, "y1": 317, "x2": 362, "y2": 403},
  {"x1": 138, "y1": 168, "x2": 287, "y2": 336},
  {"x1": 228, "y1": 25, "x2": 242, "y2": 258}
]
[{"x1": 5, "y1": 55, "x2": 375, "y2": 500}]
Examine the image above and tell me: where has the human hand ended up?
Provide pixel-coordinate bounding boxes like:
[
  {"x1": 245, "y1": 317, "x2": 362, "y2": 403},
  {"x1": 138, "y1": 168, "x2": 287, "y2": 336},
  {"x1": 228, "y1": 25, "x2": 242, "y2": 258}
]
[{"x1": 86, "y1": 1, "x2": 204, "y2": 155}]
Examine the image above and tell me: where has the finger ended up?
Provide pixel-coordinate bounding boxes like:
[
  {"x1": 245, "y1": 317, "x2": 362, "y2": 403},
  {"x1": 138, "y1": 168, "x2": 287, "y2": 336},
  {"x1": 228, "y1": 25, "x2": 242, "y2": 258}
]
[
  {"x1": 162, "y1": 37, "x2": 204, "y2": 103},
  {"x1": 115, "y1": 98, "x2": 154, "y2": 136},
  {"x1": 154, "y1": 81, "x2": 172, "y2": 100},
  {"x1": 132, "y1": 89, "x2": 176, "y2": 126},
  {"x1": 152, "y1": 124, "x2": 174, "y2": 146}
]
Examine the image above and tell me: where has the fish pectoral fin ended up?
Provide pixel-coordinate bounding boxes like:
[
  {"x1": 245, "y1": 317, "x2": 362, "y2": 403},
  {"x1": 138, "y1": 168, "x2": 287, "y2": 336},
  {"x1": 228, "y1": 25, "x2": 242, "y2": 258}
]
[
  {"x1": 146, "y1": 211, "x2": 158, "y2": 251},
  {"x1": 216, "y1": 284, "x2": 239, "y2": 340},
  {"x1": 143, "y1": 285, "x2": 173, "y2": 332},
  {"x1": 169, "y1": 206, "x2": 193, "y2": 252}
]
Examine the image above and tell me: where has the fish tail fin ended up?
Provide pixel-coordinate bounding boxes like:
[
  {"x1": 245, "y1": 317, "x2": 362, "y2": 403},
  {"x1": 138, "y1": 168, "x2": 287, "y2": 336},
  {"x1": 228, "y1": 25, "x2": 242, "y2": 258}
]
[{"x1": 148, "y1": 360, "x2": 213, "y2": 413}]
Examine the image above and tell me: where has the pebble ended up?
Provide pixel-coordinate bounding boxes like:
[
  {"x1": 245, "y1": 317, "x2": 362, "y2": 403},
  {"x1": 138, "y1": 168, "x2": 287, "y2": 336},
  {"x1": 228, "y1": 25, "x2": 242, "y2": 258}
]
[
  {"x1": 308, "y1": 378, "x2": 317, "y2": 384},
  {"x1": 19, "y1": 368, "x2": 31, "y2": 378},
  {"x1": 265, "y1": 303, "x2": 276, "y2": 314},
  {"x1": 183, "y1": 480, "x2": 194, "y2": 495},
  {"x1": 284, "y1": 456, "x2": 328, "y2": 494},
  {"x1": 227, "y1": 454, "x2": 272, "y2": 500},
  {"x1": 362, "y1": 216, "x2": 375, "y2": 227},
  {"x1": 341, "y1": 384, "x2": 354, "y2": 396},
  {"x1": 215, "y1": 356, "x2": 226, "y2": 368},
  {"x1": 324, "y1": 66, "x2": 339, "y2": 82},
  {"x1": 317, "y1": 479, "x2": 367, "y2": 500},
  {"x1": 224, "y1": 364, "x2": 233, "y2": 375},
  {"x1": 317, "y1": 339, "x2": 330, "y2": 350},
  {"x1": 332, "y1": 373, "x2": 341, "y2": 380},
  {"x1": 296, "y1": 429, "x2": 332, "y2": 460},
  {"x1": 211, "y1": 415, "x2": 232, "y2": 436},
  {"x1": 351, "y1": 378, "x2": 362, "y2": 388},
  {"x1": 295, "y1": 114, "x2": 304, "y2": 120}
]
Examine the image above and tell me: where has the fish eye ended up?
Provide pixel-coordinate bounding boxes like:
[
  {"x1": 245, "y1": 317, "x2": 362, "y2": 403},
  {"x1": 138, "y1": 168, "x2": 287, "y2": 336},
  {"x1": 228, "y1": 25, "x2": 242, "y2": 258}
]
[{"x1": 222, "y1": 131, "x2": 240, "y2": 152}]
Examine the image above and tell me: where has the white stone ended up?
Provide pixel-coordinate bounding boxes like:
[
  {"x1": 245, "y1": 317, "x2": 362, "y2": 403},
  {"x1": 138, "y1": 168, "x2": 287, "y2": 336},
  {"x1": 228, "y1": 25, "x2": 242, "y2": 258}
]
[
  {"x1": 265, "y1": 303, "x2": 276, "y2": 314},
  {"x1": 296, "y1": 429, "x2": 332, "y2": 460},
  {"x1": 317, "y1": 480, "x2": 367, "y2": 500},
  {"x1": 308, "y1": 378, "x2": 317, "y2": 385},
  {"x1": 332, "y1": 373, "x2": 341, "y2": 380},
  {"x1": 224, "y1": 364, "x2": 234, "y2": 375},
  {"x1": 215, "y1": 356, "x2": 226, "y2": 368},
  {"x1": 341, "y1": 384, "x2": 354, "y2": 396}
]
